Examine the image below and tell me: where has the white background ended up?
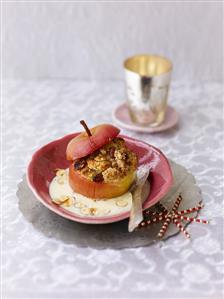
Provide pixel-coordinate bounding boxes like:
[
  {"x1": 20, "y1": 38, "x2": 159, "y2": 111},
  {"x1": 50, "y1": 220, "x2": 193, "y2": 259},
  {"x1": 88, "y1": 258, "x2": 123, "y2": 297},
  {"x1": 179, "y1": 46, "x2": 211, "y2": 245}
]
[{"x1": 3, "y1": 1, "x2": 223, "y2": 81}]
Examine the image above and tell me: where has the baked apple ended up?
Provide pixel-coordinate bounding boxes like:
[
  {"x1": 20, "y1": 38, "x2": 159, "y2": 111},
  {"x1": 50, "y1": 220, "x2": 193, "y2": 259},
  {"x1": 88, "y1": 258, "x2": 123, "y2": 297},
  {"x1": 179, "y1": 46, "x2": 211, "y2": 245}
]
[{"x1": 67, "y1": 121, "x2": 138, "y2": 199}]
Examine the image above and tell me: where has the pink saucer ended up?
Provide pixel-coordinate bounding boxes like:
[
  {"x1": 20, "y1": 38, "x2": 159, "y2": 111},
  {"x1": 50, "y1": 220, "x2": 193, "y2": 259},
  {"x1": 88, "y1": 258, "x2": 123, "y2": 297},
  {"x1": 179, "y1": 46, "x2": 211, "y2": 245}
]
[
  {"x1": 112, "y1": 103, "x2": 179, "y2": 133},
  {"x1": 27, "y1": 133, "x2": 173, "y2": 224}
]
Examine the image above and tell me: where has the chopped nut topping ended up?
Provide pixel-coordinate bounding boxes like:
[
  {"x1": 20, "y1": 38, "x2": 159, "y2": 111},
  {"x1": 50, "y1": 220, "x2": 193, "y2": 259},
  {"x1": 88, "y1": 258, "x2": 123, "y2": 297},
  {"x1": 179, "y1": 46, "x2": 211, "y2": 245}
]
[
  {"x1": 102, "y1": 167, "x2": 119, "y2": 181},
  {"x1": 114, "y1": 149, "x2": 128, "y2": 160},
  {"x1": 116, "y1": 159, "x2": 125, "y2": 170},
  {"x1": 94, "y1": 155, "x2": 106, "y2": 162},
  {"x1": 87, "y1": 159, "x2": 110, "y2": 172},
  {"x1": 100, "y1": 149, "x2": 107, "y2": 155}
]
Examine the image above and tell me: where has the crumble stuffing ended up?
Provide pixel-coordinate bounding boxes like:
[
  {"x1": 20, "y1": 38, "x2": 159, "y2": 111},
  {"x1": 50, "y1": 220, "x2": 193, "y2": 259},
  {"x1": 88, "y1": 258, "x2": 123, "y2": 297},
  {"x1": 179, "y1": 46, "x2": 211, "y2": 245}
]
[{"x1": 73, "y1": 137, "x2": 138, "y2": 183}]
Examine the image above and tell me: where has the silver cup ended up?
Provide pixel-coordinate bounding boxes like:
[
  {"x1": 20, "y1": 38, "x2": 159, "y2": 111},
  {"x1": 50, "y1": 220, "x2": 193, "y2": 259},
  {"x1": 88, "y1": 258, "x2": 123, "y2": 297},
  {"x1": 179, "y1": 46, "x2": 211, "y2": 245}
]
[{"x1": 124, "y1": 54, "x2": 172, "y2": 127}]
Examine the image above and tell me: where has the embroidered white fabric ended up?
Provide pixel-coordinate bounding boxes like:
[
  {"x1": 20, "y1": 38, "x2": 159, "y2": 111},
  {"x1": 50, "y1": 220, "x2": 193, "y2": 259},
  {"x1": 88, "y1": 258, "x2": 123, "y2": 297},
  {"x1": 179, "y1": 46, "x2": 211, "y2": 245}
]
[{"x1": 3, "y1": 80, "x2": 223, "y2": 298}]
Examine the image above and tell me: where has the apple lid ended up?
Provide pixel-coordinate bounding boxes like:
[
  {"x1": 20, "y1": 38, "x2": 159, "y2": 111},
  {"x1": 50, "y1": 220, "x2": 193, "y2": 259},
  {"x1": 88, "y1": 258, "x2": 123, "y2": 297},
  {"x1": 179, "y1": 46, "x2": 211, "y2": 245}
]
[{"x1": 66, "y1": 122, "x2": 120, "y2": 160}]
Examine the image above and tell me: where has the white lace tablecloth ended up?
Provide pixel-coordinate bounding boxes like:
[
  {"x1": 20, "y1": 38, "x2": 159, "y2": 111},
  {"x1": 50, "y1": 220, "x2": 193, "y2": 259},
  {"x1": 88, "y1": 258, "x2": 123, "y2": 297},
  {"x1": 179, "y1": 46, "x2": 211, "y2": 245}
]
[{"x1": 3, "y1": 80, "x2": 223, "y2": 299}]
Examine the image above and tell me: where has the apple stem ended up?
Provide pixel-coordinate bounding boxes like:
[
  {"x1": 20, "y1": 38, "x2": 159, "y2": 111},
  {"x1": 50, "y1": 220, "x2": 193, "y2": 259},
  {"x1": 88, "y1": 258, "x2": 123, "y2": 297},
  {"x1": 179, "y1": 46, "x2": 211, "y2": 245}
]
[{"x1": 80, "y1": 120, "x2": 92, "y2": 137}]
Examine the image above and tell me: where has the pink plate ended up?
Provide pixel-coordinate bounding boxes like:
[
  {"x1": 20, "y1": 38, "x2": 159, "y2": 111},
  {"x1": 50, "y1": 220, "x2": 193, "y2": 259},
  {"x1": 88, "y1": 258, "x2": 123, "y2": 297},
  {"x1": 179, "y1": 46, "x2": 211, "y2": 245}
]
[
  {"x1": 112, "y1": 103, "x2": 179, "y2": 133},
  {"x1": 27, "y1": 134, "x2": 173, "y2": 224}
]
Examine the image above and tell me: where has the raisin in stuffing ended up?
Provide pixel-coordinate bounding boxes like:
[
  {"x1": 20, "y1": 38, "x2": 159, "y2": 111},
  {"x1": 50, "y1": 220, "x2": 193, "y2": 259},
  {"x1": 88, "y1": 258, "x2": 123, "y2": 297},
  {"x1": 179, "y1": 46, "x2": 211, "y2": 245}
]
[
  {"x1": 92, "y1": 173, "x2": 104, "y2": 182},
  {"x1": 74, "y1": 159, "x2": 86, "y2": 170},
  {"x1": 109, "y1": 147, "x2": 115, "y2": 158}
]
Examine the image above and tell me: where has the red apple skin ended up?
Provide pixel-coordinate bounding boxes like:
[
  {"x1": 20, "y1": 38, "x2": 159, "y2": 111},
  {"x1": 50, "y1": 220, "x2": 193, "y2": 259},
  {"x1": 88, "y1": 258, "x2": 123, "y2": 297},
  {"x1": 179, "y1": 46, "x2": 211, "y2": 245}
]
[
  {"x1": 66, "y1": 124, "x2": 120, "y2": 160},
  {"x1": 69, "y1": 164, "x2": 136, "y2": 199}
]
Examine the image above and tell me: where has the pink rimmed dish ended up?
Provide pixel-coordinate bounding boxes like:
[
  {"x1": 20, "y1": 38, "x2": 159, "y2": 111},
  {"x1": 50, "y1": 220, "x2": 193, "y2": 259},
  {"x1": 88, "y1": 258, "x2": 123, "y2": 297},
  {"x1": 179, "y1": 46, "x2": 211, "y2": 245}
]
[
  {"x1": 27, "y1": 133, "x2": 173, "y2": 224},
  {"x1": 113, "y1": 103, "x2": 179, "y2": 133}
]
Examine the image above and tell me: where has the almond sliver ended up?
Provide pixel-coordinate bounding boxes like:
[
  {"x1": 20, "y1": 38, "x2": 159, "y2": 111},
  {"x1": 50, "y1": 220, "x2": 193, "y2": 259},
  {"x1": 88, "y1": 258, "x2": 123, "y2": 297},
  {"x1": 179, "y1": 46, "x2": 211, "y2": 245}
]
[
  {"x1": 74, "y1": 202, "x2": 85, "y2": 209},
  {"x1": 116, "y1": 199, "x2": 128, "y2": 207},
  {"x1": 81, "y1": 207, "x2": 90, "y2": 215}
]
